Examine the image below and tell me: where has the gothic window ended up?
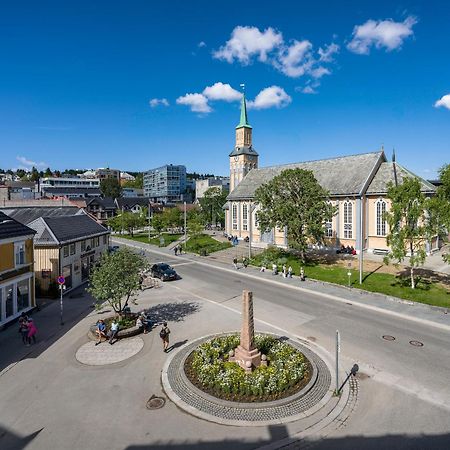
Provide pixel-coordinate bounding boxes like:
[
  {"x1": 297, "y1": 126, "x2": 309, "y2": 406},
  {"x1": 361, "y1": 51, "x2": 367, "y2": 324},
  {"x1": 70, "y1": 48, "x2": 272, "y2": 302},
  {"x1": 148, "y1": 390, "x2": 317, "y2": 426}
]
[
  {"x1": 376, "y1": 199, "x2": 387, "y2": 236},
  {"x1": 232, "y1": 203, "x2": 238, "y2": 230},
  {"x1": 343, "y1": 200, "x2": 353, "y2": 239},
  {"x1": 324, "y1": 201, "x2": 333, "y2": 238},
  {"x1": 242, "y1": 204, "x2": 248, "y2": 231}
]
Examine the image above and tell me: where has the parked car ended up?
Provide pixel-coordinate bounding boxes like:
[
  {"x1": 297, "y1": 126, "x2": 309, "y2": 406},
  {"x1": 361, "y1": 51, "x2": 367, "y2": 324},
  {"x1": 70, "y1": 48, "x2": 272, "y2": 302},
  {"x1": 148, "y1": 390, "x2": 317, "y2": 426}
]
[
  {"x1": 108, "y1": 245, "x2": 120, "y2": 253},
  {"x1": 150, "y1": 263, "x2": 178, "y2": 281}
]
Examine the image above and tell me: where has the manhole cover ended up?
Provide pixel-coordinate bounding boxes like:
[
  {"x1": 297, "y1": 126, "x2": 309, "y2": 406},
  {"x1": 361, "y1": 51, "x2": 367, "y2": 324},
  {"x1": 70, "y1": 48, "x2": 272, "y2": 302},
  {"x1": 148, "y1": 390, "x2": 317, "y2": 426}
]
[
  {"x1": 382, "y1": 335, "x2": 396, "y2": 341},
  {"x1": 146, "y1": 395, "x2": 166, "y2": 410},
  {"x1": 409, "y1": 340, "x2": 424, "y2": 347}
]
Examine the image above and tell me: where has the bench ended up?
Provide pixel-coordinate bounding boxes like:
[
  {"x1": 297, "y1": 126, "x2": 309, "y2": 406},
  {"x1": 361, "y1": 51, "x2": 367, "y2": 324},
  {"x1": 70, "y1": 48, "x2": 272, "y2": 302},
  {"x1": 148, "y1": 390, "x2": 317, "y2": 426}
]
[{"x1": 373, "y1": 248, "x2": 389, "y2": 255}]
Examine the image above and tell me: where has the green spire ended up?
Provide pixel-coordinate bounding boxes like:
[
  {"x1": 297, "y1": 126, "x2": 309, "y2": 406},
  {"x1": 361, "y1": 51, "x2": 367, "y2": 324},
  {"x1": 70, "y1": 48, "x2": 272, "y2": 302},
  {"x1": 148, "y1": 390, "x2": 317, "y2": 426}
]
[{"x1": 236, "y1": 92, "x2": 252, "y2": 129}]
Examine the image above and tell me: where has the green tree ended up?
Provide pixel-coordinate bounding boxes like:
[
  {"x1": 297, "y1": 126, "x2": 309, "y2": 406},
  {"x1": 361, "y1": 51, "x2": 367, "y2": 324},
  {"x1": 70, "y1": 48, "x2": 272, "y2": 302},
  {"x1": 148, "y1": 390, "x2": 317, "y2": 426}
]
[
  {"x1": 122, "y1": 173, "x2": 143, "y2": 189},
  {"x1": 162, "y1": 207, "x2": 183, "y2": 231},
  {"x1": 123, "y1": 211, "x2": 146, "y2": 236},
  {"x1": 88, "y1": 248, "x2": 148, "y2": 313},
  {"x1": 254, "y1": 169, "x2": 336, "y2": 262},
  {"x1": 44, "y1": 167, "x2": 53, "y2": 177},
  {"x1": 100, "y1": 177, "x2": 123, "y2": 198},
  {"x1": 384, "y1": 177, "x2": 435, "y2": 289},
  {"x1": 151, "y1": 213, "x2": 165, "y2": 234},
  {"x1": 106, "y1": 215, "x2": 122, "y2": 233},
  {"x1": 199, "y1": 187, "x2": 228, "y2": 226}
]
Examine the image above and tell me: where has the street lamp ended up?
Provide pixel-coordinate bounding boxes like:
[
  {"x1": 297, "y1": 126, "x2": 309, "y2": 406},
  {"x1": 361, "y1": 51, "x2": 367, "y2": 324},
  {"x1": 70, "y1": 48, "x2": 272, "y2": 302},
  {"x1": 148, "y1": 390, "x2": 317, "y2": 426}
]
[{"x1": 184, "y1": 201, "x2": 187, "y2": 251}]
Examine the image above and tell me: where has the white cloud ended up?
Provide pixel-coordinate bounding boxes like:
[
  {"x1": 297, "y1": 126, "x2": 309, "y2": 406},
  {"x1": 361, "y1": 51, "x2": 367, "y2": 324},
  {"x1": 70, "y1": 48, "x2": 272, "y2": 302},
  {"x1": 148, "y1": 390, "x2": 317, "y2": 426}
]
[
  {"x1": 318, "y1": 42, "x2": 340, "y2": 62},
  {"x1": 347, "y1": 16, "x2": 417, "y2": 54},
  {"x1": 176, "y1": 93, "x2": 212, "y2": 113},
  {"x1": 248, "y1": 86, "x2": 292, "y2": 110},
  {"x1": 434, "y1": 94, "x2": 450, "y2": 110},
  {"x1": 198, "y1": 41, "x2": 207, "y2": 48},
  {"x1": 300, "y1": 86, "x2": 317, "y2": 94},
  {"x1": 16, "y1": 156, "x2": 47, "y2": 170},
  {"x1": 203, "y1": 82, "x2": 241, "y2": 102},
  {"x1": 213, "y1": 26, "x2": 283, "y2": 64},
  {"x1": 310, "y1": 66, "x2": 330, "y2": 79},
  {"x1": 277, "y1": 40, "x2": 313, "y2": 77},
  {"x1": 149, "y1": 98, "x2": 169, "y2": 107}
]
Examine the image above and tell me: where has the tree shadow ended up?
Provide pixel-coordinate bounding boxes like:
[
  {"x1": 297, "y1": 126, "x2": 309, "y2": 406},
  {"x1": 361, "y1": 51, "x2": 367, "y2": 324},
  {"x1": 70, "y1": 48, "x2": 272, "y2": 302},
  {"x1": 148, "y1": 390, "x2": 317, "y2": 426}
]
[
  {"x1": 145, "y1": 301, "x2": 201, "y2": 323},
  {"x1": 0, "y1": 425, "x2": 43, "y2": 450},
  {"x1": 398, "y1": 267, "x2": 450, "y2": 288}
]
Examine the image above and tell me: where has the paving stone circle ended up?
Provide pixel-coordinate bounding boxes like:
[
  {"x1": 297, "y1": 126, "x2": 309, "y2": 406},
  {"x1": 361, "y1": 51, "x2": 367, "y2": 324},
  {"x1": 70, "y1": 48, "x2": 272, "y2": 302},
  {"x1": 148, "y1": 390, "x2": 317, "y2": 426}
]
[
  {"x1": 162, "y1": 333, "x2": 333, "y2": 425},
  {"x1": 76, "y1": 337, "x2": 144, "y2": 366}
]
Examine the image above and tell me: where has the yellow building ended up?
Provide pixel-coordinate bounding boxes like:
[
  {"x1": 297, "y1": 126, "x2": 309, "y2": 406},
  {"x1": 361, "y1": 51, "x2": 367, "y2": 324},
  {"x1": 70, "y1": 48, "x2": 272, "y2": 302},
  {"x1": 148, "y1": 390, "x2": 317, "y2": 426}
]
[
  {"x1": 225, "y1": 95, "x2": 438, "y2": 255},
  {"x1": 0, "y1": 212, "x2": 36, "y2": 328}
]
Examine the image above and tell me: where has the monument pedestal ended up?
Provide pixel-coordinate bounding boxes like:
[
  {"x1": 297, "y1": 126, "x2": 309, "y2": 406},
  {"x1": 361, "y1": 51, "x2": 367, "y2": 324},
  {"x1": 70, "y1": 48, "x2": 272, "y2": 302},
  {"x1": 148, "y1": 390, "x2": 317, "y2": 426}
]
[{"x1": 231, "y1": 346, "x2": 262, "y2": 373}]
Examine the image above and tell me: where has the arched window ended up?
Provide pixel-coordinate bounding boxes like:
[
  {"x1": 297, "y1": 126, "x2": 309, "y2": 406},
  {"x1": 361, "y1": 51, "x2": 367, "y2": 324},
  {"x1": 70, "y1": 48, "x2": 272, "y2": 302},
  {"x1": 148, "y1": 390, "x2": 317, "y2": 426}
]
[
  {"x1": 242, "y1": 204, "x2": 248, "y2": 231},
  {"x1": 343, "y1": 200, "x2": 352, "y2": 239},
  {"x1": 232, "y1": 203, "x2": 238, "y2": 230},
  {"x1": 324, "y1": 201, "x2": 333, "y2": 238},
  {"x1": 376, "y1": 199, "x2": 387, "y2": 236}
]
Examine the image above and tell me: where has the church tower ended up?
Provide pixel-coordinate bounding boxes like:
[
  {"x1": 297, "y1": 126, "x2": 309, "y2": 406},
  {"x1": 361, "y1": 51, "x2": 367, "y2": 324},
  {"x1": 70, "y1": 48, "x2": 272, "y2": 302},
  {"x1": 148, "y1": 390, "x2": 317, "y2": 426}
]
[{"x1": 229, "y1": 91, "x2": 259, "y2": 192}]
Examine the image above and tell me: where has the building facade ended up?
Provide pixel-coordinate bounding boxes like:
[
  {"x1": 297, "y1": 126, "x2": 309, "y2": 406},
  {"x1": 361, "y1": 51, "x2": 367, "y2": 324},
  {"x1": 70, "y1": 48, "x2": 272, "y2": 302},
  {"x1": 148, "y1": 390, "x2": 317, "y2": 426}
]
[
  {"x1": 225, "y1": 96, "x2": 438, "y2": 255},
  {"x1": 195, "y1": 177, "x2": 230, "y2": 201},
  {"x1": 143, "y1": 164, "x2": 187, "y2": 203},
  {"x1": 0, "y1": 212, "x2": 36, "y2": 328},
  {"x1": 40, "y1": 177, "x2": 100, "y2": 191}
]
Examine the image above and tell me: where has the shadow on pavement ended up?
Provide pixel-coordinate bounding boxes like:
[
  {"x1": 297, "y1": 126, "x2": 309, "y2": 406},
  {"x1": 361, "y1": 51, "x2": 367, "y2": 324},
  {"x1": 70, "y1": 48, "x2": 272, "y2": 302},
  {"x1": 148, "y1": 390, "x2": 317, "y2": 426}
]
[
  {"x1": 0, "y1": 425, "x2": 43, "y2": 450},
  {"x1": 145, "y1": 301, "x2": 201, "y2": 323},
  {"x1": 166, "y1": 339, "x2": 188, "y2": 353},
  {"x1": 0, "y1": 286, "x2": 95, "y2": 373}
]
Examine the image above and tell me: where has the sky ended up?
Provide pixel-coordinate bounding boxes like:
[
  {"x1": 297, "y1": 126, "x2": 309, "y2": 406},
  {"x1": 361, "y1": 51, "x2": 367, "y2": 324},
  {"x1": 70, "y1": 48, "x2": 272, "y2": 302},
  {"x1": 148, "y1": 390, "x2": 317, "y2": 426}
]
[{"x1": 0, "y1": 0, "x2": 449, "y2": 178}]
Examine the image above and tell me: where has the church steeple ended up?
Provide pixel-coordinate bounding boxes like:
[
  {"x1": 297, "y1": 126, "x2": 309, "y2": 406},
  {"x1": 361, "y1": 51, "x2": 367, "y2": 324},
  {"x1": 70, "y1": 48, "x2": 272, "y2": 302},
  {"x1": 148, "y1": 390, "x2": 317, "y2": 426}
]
[
  {"x1": 235, "y1": 91, "x2": 252, "y2": 148},
  {"x1": 229, "y1": 87, "x2": 258, "y2": 192}
]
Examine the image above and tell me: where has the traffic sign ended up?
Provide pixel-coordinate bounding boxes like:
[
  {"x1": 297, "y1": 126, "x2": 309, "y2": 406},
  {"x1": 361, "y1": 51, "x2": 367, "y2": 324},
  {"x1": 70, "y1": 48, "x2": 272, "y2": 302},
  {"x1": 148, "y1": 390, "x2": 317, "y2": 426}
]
[{"x1": 57, "y1": 276, "x2": 65, "y2": 285}]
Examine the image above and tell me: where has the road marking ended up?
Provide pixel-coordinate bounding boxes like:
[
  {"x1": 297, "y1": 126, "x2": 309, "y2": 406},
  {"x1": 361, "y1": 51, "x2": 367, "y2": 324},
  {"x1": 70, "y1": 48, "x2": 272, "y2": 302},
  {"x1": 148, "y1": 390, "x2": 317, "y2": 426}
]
[{"x1": 113, "y1": 238, "x2": 450, "y2": 333}]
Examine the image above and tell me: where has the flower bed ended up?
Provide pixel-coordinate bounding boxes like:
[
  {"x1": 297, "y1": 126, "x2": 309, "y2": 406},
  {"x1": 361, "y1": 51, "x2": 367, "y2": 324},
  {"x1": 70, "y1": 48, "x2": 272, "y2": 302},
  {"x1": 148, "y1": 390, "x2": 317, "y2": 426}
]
[{"x1": 184, "y1": 334, "x2": 312, "y2": 402}]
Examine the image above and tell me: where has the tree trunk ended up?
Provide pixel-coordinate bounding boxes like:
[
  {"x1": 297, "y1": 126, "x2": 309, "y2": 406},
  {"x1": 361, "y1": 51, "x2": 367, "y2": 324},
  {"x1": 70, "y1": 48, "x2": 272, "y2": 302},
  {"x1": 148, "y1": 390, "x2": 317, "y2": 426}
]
[
  {"x1": 410, "y1": 242, "x2": 415, "y2": 289},
  {"x1": 410, "y1": 266, "x2": 415, "y2": 289}
]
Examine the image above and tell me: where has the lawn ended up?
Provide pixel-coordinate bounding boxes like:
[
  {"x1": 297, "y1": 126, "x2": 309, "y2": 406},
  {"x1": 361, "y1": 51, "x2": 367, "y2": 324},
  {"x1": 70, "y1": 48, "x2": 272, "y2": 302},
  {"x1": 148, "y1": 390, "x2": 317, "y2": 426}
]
[
  {"x1": 185, "y1": 234, "x2": 232, "y2": 255},
  {"x1": 120, "y1": 233, "x2": 182, "y2": 247},
  {"x1": 250, "y1": 248, "x2": 450, "y2": 308}
]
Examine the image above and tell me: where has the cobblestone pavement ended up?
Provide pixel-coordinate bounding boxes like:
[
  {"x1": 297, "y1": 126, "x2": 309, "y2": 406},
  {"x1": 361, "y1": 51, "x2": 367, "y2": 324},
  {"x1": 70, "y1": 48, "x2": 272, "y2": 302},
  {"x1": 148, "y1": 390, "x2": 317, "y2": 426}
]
[
  {"x1": 163, "y1": 333, "x2": 337, "y2": 426},
  {"x1": 75, "y1": 337, "x2": 144, "y2": 366}
]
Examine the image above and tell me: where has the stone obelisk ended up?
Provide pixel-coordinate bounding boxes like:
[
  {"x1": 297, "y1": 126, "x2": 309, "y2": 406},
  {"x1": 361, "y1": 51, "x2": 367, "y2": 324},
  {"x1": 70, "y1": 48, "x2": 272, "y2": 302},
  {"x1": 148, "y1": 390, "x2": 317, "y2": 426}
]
[{"x1": 230, "y1": 290, "x2": 263, "y2": 373}]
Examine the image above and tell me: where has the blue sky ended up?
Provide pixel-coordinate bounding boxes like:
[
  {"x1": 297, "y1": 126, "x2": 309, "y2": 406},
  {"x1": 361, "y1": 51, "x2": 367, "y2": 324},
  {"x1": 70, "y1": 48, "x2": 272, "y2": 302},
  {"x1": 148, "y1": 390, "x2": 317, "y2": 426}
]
[{"x1": 1, "y1": 0, "x2": 449, "y2": 178}]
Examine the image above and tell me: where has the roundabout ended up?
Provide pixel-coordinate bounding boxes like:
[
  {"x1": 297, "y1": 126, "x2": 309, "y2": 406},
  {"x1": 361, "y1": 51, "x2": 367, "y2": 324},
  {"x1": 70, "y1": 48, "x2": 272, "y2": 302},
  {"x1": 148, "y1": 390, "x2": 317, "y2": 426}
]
[{"x1": 162, "y1": 332, "x2": 351, "y2": 427}]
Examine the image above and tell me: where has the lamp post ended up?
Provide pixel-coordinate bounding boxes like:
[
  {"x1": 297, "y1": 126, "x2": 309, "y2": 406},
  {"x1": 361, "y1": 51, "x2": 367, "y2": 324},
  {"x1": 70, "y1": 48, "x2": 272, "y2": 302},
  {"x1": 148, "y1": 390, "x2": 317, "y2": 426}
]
[
  {"x1": 184, "y1": 201, "x2": 187, "y2": 251},
  {"x1": 148, "y1": 201, "x2": 152, "y2": 242}
]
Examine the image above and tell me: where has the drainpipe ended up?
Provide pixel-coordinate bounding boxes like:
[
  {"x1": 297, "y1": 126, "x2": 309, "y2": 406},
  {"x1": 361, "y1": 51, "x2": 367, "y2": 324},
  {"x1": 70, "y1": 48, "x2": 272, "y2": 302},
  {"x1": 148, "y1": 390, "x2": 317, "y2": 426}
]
[{"x1": 359, "y1": 195, "x2": 364, "y2": 284}]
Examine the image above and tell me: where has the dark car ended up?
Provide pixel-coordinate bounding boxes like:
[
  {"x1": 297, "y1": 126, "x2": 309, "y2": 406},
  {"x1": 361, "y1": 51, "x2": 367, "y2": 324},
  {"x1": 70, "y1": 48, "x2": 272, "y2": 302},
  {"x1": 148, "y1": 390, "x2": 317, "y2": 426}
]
[{"x1": 150, "y1": 263, "x2": 177, "y2": 281}]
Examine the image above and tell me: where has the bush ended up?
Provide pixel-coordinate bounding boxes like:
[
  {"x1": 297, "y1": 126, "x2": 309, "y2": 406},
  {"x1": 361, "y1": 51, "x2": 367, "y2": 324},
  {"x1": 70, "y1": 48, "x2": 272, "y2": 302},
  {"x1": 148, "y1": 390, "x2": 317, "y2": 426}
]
[{"x1": 186, "y1": 334, "x2": 309, "y2": 402}]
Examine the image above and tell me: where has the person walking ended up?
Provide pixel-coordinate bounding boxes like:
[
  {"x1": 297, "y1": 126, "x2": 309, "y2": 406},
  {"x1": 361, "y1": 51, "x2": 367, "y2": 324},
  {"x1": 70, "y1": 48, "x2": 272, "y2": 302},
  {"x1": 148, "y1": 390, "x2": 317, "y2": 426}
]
[
  {"x1": 282, "y1": 264, "x2": 287, "y2": 278},
  {"x1": 26, "y1": 318, "x2": 37, "y2": 345},
  {"x1": 242, "y1": 257, "x2": 248, "y2": 269},
  {"x1": 95, "y1": 319, "x2": 107, "y2": 345},
  {"x1": 18, "y1": 313, "x2": 29, "y2": 345},
  {"x1": 233, "y1": 257, "x2": 238, "y2": 270},
  {"x1": 160, "y1": 322, "x2": 171, "y2": 352},
  {"x1": 288, "y1": 265, "x2": 293, "y2": 278},
  {"x1": 174, "y1": 246, "x2": 178, "y2": 256},
  {"x1": 109, "y1": 319, "x2": 119, "y2": 345},
  {"x1": 300, "y1": 267, "x2": 305, "y2": 281},
  {"x1": 178, "y1": 244, "x2": 182, "y2": 255},
  {"x1": 272, "y1": 263, "x2": 278, "y2": 275}
]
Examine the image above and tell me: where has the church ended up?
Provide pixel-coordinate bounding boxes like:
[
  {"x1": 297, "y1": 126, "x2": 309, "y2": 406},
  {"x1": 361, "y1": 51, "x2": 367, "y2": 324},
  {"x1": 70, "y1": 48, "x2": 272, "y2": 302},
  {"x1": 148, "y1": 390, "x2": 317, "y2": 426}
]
[{"x1": 225, "y1": 93, "x2": 438, "y2": 255}]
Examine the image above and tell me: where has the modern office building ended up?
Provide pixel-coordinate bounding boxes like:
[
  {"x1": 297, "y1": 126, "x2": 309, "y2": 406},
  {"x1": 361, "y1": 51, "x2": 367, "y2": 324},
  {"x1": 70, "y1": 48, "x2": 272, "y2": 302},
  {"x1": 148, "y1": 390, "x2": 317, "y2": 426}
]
[
  {"x1": 40, "y1": 177, "x2": 100, "y2": 191},
  {"x1": 143, "y1": 165, "x2": 187, "y2": 203}
]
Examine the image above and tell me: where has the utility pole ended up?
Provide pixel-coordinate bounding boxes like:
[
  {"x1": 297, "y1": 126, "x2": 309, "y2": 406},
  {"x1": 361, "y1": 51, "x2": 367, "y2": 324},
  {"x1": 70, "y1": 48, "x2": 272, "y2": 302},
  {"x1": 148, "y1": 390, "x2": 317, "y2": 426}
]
[
  {"x1": 335, "y1": 330, "x2": 340, "y2": 395},
  {"x1": 184, "y1": 201, "x2": 187, "y2": 251},
  {"x1": 148, "y1": 201, "x2": 151, "y2": 242}
]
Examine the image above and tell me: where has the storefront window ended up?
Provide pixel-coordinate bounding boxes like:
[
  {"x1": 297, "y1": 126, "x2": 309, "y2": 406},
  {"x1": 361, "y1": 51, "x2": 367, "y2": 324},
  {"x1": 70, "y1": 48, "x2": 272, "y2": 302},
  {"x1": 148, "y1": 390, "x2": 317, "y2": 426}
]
[
  {"x1": 63, "y1": 264, "x2": 72, "y2": 290},
  {"x1": 17, "y1": 279, "x2": 30, "y2": 311},
  {"x1": 81, "y1": 258, "x2": 89, "y2": 281},
  {"x1": 5, "y1": 285, "x2": 14, "y2": 318}
]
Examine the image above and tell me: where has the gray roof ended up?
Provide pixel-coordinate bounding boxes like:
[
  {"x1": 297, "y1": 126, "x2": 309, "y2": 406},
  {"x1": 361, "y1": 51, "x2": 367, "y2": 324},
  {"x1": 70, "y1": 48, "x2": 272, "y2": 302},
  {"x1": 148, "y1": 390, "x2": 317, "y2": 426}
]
[
  {"x1": 228, "y1": 151, "x2": 385, "y2": 200},
  {"x1": 366, "y1": 162, "x2": 437, "y2": 194},
  {"x1": 0, "y1": 211, "x2": 36, "y2": 240},
  {"x1": 87, "y1": 197, "x2": 116, "y2": 209},
  {"x1": 29, "y1": 214, "x2": 109, "y2": 245},
  {"x1": 115, "y1": 197, "x2": 150, "y2": 209},
  {"x1": 229, "y1": 145, "x2": 259, "y2": 157},
  {"x1": 0, "y1": 206, "x2": 83, "y2": 225},
  {"x1": 42, "y1": 187, "x2": 101, "y2": 196}
]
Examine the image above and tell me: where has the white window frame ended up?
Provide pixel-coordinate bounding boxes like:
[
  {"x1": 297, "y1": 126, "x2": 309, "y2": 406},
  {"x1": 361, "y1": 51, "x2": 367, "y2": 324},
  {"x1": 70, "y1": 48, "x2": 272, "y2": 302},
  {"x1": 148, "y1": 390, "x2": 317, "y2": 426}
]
[
  {"x1": 376, "y1": 199, "x2": 387, "y2": 236},
  {"x1": 343, "y1": 200, "x2": 353, "y2": 239},
  {"x1": 242, "y1": 204, "x2": 248, "y2": 231},
  {"x1": 14, "y1": 241, "x2": 26, "y2": 267},
  {"x1": 232, "y1": 204, "x2": 238, "y2": 230}
]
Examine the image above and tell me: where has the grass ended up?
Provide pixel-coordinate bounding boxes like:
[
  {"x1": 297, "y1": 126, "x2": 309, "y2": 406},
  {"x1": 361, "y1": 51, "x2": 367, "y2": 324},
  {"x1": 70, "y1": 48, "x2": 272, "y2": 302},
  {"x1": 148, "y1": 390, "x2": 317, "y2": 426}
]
[
  {"x1": 185, "y1": 233, "x2": 232, "y2": 255},
  {"x1": 120, "y1": 232, "x2": 182, "y2": 247},
  {"x1": 250, "y1": 248, "x2": 450, "y2": 308}
]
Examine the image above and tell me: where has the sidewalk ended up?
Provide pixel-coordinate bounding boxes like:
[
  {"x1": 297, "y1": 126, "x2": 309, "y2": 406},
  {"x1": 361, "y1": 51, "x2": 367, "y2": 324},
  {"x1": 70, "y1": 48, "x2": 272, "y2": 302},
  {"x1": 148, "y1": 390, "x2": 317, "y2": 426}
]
[
  {"x1": 113, "y1": 236, "x2": 450, "y2": 332},
  {"x1": 0, "y1": 285, "x2": 95, "y2": 375}
]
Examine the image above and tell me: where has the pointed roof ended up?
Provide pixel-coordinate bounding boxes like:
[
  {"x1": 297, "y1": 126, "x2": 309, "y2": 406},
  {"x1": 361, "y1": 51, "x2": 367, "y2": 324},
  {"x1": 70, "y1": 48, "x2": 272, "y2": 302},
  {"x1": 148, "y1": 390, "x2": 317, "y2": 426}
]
[{"x1": 236, "y1": 93, "x2": 252, "y2": 129}]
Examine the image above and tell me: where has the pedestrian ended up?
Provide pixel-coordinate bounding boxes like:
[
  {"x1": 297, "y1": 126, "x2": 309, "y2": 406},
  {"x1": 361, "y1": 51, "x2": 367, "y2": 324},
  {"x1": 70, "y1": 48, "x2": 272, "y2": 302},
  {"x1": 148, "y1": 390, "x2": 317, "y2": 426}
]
[
  {"x1": 288, "y1": 266, "x2": 293, "y2": 278},
  {"x1": 300, "y1": 267, "x2": 305, "y2": 281},
  {"x1": 233, "y1": 257, "x2": 238, "y2": 270},
  {"x1": 160, "y1": 322, "x2": 171, "y2": 352},
  {"x1": 136, "y1": 315, "x2": 145, "y2": 332},
  {"x1": 243, "y1": 257, "x2": 248, "y2": 268},
  {"x1": 174, "y1": 246, "x2": 178, "y2": 256},
  {"x1": 18, "y1": 314, "x2": 29, "y2": 345},
  {"x1": 142, "y1": 312, "x2": 153, "y2": 333},
  {"x1": 109, "y1": 319, "x2": 119, "y2": 345},
  {"x1": 260, "y1": 265, "x2": 266, "y2": 272},
  {"x1": 272, "y1": 263, "x2": 278, "y2": 275},
  {"x1": 26, "y1": 318, "x2": 37, "y2": 345},
  {"x1": 282, "y1": 264, "x2": 287, "y2": 278},
  {"x1": 95, "y1": 319, "x2": 107, "y2": 345},
  {"x1": 178, "y1": 244, "x2": 182, "y2": 255}
]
